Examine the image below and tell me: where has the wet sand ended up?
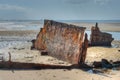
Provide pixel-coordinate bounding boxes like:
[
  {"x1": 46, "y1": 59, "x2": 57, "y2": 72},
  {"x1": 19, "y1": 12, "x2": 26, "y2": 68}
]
[
  {"x1": 70, "y1": 22, "x2": 120, "y2": 32},
  {"x1": 0, "y1": 30, "x2": 39, "y2": 36}
]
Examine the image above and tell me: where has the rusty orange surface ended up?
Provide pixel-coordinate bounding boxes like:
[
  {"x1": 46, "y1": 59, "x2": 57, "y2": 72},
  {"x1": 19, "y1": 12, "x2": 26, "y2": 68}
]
[{"x1": 32, "y1": 20, "x2": 88, "y2": 64}]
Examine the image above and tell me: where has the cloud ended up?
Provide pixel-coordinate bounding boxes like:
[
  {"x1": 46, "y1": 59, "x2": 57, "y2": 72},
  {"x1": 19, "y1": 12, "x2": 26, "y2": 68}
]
[
  {"x1": 65, "y1": 0, "x2": 90, "y2": 4},
  {"x1": 94, "y1": 0, "x2": 111, "y2": 5},
  {"x1": 0, "y1": 4, "x2": 27, "y2": 11},
  {"x1": 64, "y1": 0, "x2": 111, "y2": 5},
  {"x1": 0, "y1": 4, "x2": 29, "y2": 20}
]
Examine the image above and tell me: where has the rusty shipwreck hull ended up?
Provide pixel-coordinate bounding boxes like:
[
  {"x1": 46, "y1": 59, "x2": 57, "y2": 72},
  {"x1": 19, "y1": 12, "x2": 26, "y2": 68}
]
[
  {"x1": 89, "y1": 23, "x2": 114, "y2": 46},
  {"x1": 32, "y1": 20, "x2": 88, "y2": 64}
]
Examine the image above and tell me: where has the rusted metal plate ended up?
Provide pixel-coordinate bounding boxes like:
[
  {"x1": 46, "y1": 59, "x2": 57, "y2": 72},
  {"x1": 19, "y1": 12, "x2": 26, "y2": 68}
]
[
  {"x1": 32, "y1": 20, "x2": 88, "y2": 64},
  {"x1": 89, "y1": 23, "x2": 114, "y2": 46}
]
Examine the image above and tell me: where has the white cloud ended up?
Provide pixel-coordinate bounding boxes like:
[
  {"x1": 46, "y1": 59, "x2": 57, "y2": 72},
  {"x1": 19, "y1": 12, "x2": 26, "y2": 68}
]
[
  {"x1": 64, "y1": 0, "x2": 111, "y2": 5},
  {"x1": 0, "y1": 4, "x2": 30, "y2": 20},
  {"x1": 0, "y1": 4, "x2": 27, "y2": 11},
  {"x1": 94, "y1": 0, "x2": 111, "y2": 5},
  {"x1": 64, "y1": 0, "x2": 90, "y2": 4}
]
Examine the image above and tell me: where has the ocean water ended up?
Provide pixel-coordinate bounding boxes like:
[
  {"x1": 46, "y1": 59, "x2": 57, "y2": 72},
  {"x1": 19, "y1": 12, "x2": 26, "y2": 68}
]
[
  {"x1": 0, "y1": 20, "x2": 120, "y2": 40},
  {"x1": 0, "y1": 20, "x2": 42, "y2": 30}
]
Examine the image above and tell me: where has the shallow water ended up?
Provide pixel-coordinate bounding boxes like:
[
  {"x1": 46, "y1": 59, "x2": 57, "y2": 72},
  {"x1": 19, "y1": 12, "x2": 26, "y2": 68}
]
[{"x1": 0, "y1": 20, "x2": 42, "y2": 30}]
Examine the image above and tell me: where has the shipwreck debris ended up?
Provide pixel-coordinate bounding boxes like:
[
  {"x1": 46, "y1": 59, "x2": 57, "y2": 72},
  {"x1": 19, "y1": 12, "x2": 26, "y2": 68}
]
[
  {"x1": 32, "y1": 20, "x2": 88, "y2": 65},
  {"x1": 0, "y1": 61, "x2": 72, "y2": 69},
  {"x1": 101, "y1": 59, "x2": 113, "y2": 69},
  {"x1": 89, "y1": 23, "x2": 114, "y2": 46}
]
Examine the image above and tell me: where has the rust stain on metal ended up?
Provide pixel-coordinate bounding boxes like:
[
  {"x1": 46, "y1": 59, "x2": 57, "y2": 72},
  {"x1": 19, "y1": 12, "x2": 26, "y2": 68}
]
[
  {"x1": 32, "y1": 20, "x2": 88, "y2": 64},
  {"x1": 89, "y1": 23, "x2": 114, "y2": 46}
]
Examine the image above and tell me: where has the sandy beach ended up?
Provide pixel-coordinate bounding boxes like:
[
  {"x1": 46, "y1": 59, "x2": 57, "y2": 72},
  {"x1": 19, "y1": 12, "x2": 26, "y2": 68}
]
[
  {"x1": 1, "y1": 68, "x2": 120, "y2": 80},
  {"x1": 0, "y1": 21, "x2": 120, "y2": 80},
  {"x1": 69, "y1": 22, "x2": 120, "y2": 32}
]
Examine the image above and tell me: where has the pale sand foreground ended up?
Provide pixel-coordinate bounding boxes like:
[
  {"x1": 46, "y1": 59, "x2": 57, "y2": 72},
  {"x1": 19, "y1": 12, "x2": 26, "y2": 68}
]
[
  {"x1": 86, "y1": 47, "x2": 120, "y2": 63},
  {"x1": 0, "y1": 42, "x2": 120, "y2": 80},
  {"x1": 0, "y1": 69, "x2": 120, "y2": 80}
]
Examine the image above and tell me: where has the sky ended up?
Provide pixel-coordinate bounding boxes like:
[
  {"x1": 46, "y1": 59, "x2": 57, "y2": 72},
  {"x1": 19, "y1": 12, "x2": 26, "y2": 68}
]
[{"x1": 0, "y1": 0, "x2": 119, "y2": 20}]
